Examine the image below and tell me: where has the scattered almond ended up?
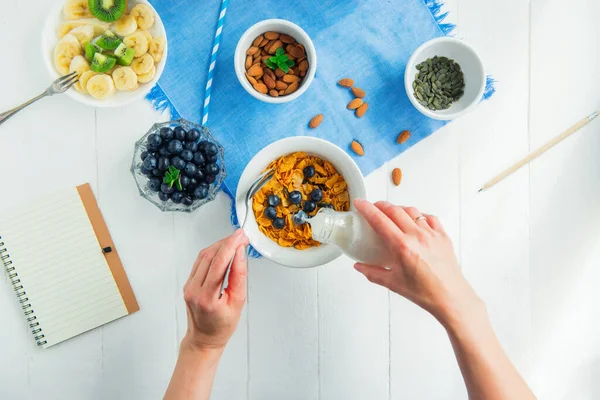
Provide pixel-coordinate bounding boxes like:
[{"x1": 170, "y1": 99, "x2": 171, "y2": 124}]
[
  {"x1": 350, "y1": 140, "x2": 365, "y2": 156},
  {"x1": 338, "y1": 78, "x2": 354, "y2": 87},
  {"x1": 351, "y1": 87, "x2": 366, "y2": 98},
  {"x1": 246, "y1": 46, "x2": 259, "y2": 56},
  {"x1": 253, "y1": 83, "x2": 268, "y2": 94},
  {"x1": 397, "y1": 130, "x2": 410, "y2": 144},
  {"x1": 355, "y1": 102, "x2": 369, "y2": 118},
  {"x1": 269, "y1": 89, "x2": 279, "y2": 97},
  {"x1": 309, "y1": 114, "x2": 324, "y2": 129},
  {"x1": 264, "y1": 31, "x2": 280, "y2": 40},
  {"x1": 347, "y1": 98, "x2": 363, "y2": 110},
  {"x1": 392, "y1": 168, "x2": 402, "y2": 186}
]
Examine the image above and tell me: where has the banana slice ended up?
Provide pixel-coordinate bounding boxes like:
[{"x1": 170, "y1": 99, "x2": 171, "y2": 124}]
[
  {"x1": 86, "y1": 74, "x2": 116, "y2": 99},
  {"x1": 67, "y1": 25, "x2": 94, "y2": 46},
  {"x1": 54, "y1": 34, "x2": 83, "y2": 76},
  {"x1": 137, "y1": 65, "x2": 156, "y2": 84},
  {"x1": 137, "y1": 29, "x2": 152, "y2": 43},
  {"x1": 63, "y1": 0, "x2": 92, "y2": 20},
  {"x1": 113, "y1": 15, "x2": 138, "y2": 37},
  {"x1": 131, "y1": 54, "x2": 154, "y2": 75},
  {"x1": 58, "y1": 19, "x2": 110, "y2": 38},
  {"x1": 78, "y1": 70, "x2": 98, "y2": 94},
  {"x1": 123, "y1": 32, "x2": 149, "y2": 58},
  {"x1": 112, "y1": 67, "x2": 139, "y2": 91},
  {"x1": 130, "y1": 4, "x2": 155, "y2": 30},
  {"x1": 69, "y1": 55, "x2": 90, "y2": 92},
  {"x1": 148, "y1": 37, "x2": 166, "y2": 63}
]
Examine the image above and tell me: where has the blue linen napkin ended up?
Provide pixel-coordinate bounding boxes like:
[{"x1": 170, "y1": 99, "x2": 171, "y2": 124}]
[{"x1": 147, "y1": 0, "x2": 494, "y2": 208}]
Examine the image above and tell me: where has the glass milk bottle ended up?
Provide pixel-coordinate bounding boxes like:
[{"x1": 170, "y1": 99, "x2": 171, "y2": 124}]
[{"x1": 309, "y1": 208, "x2": 396, "y2": 267}]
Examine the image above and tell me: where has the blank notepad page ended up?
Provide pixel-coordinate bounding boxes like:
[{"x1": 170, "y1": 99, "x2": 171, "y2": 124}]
[{"x1": 0, "y1": 187, "x2": 128, "y2": 348}]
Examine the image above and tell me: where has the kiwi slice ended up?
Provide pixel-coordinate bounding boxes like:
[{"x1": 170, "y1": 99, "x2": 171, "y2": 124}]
[
  {"x1": 90, "y1": 53, "x2": 117, "y2": 73},
  {"x1": 88, "y1": 0, "x2": 127, "y2": 22},
  {"x1": 114, "y1": 43, "x2": 135, "y2": 66},
  {"x1": 84, "y1": 42, "x2": 102, "y2": 62},
  {"x1": 96, "y1": 30, "x2": 122, "y2": 51}
]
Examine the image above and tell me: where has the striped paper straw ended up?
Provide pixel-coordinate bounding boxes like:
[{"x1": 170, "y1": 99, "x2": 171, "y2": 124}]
[{"x1": 202, "y1": 0, "x2": 229, "y2": 126}]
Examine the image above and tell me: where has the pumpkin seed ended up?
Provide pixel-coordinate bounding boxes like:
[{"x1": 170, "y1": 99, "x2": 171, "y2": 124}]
[{"x1": 411, "y1": 55, "x2": 465, "y2": 111}]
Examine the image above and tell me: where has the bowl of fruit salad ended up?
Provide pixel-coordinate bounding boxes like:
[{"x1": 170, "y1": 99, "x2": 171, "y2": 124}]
[
  {"x1": 42, "y1": 0, "x2": 167, "y2": 107},
  {"x1": 131, "y1": 119, "x2": 226, "y2": 212}
]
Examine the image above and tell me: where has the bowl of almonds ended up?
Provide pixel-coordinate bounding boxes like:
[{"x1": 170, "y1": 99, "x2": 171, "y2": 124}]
[{"x1": 234, "y1": 19, "x2": 317, "y2": 103}]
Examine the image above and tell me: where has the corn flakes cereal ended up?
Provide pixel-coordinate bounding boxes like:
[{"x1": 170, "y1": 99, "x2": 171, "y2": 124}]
[{"x1": 252, "y1": 152, "x2": 351, "y2": 250}]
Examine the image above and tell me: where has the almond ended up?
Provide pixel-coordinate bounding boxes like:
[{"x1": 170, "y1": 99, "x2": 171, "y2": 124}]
[
  {"x1": 279, "y1": 34, "x2": 296, "y2": 44},
  {"x1": 397, "y1": 130, "x2": 410, "y2": 144},
  {"x1": 269, "y1": 89, "x2": 279, "y2": 97},
  {"x1": 355, "y1": 102, "x2": 369, "y2": 118},
  {"x1": 264, "y1": 31, "x2": 279, "y2": 40},
  {"x1": 300, "y1": 70, "x2": 306, "y2": 77},
  {"x1": 245, "y1": 73, "x2": 257, "y2": 85},
  {"x1": 264, "y1": 68, "x2": 276, "y2": 80},
  {"x1": 279, "y1": 89, "x2": 286, "y2": 95},
  {"x1": 351, "y1": 87, "x2": 366, "y2": 98},
  {"x1": 347, "y1": 98, "x2": 363, "y2": 110},
  {"x1": 350, "y1": 140, "x2": 364, "y2": 156},
  {"x1": 309, "y1": 114, "x2": 324, "y2": 129},
  {"x1": 392, "y1": 168, "x2": 402, "y2": 186},
  {"x1": 245, "y1": 55, "x2": 252, "y2": 69},
  {"x1": 263, "y1": 73, "x2": 276, "y2": 89},
  {"x1": 275, "y1": 68, "x2": 286, "y2": 77},
  {"x1": 285, "y1": 52, "x2": 295, "y2": 61},
  {"x1": 253, "y1": 82, "x2": 268, "y2": 94},
  {"x1": 246, "y1": 46, "x2": 259, "y2": 56},
  {"x1": 338, "y1": 78, "x2": 354, "y2": 87},
  {"x1": 253, "y1": 35, "x2": 264, "y2": 47},
  {"x1": 298, "y1": 59, "x2": 308, "y2": 71},
  {"x1": 259, "y1": 38, "x2": 269, "y2": 47},
  {"x1": 283, "y1": 74, "x2": 300, "y2": 83},
  {"x1": 268, "y1": 40, "x2": 283, "y2": 54},
  {"x1": 275, "y1": 80, "x2": 288, "y2": 90},
  {"x1": 263, "y1": 40, "x2": 274, "y2": 52},
  {"x1": 288, "y1": 68, "x2": 295, "y2": 75},
  {"x1": 247, "y1": 64, "x2": 263, "y2": 77},
  {"x1": 284, "y1": 81, "x2": 299, "y2": 95},
  {"x1": 287, "y1": 44, "x2": 305, "y2": 59}
]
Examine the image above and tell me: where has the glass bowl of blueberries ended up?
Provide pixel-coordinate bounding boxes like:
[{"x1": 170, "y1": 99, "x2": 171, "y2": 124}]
[{"x1": 131, "y1": 119, "x2": 226, "y2": 212}]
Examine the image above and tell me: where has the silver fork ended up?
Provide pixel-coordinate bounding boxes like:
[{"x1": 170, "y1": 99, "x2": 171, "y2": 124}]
[
  {"x1": 0, "y1": 72, "x2": 79, "y2": 127},
  {"x1": 219, "y1": 169, "x2": 275, "y2": 298}
]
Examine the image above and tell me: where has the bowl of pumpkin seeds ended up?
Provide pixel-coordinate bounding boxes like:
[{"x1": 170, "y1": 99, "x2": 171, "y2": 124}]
[{"x1": 405, "y1": 37, "x2": 485, "y2": 120}]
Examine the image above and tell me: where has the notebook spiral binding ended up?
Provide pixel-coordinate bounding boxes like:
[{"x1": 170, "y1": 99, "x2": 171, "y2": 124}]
[{"x1": 0, "y1": 237, "x2": 47, "y2": 346}]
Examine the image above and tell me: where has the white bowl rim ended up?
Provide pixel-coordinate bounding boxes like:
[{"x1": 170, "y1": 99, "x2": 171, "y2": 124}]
[
  {"x1": 234, "y1": 18, "x2": 317, "y2": 104},
  {"x1": 42, "y1": 0, "x2": 168, "y2": 108},
  {"x1": 404, "y1": 37, "x2": 485, "y2": 121},
  {"x1": 236, "y1": 136, "x2": 366, "y2": 268}
]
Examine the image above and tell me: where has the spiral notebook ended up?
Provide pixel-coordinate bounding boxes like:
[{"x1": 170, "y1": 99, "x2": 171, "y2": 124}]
[{"x1": 0, "y1": 184, "x2": 139, "y2": 348}]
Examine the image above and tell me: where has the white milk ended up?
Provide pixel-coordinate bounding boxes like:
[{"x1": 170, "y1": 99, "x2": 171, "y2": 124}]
[{"x1": 309, "y1": 208, "x2": 395, "y2": 267}]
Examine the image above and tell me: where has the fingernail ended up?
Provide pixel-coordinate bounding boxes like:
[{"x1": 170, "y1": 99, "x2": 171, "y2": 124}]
[
  {"x1": 353, "y1": 263, "x2": 363, "y2": 272},
  {"x1": 234, "y1": 228, "x2": 243, "y2": 237}
]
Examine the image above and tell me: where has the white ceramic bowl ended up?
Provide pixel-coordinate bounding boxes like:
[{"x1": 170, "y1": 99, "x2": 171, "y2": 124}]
[
  {"x1": 236, "y1": 137, "x2": 366, "y2": 268},
  {"x1": 41, "y1": 0, "x2": 168, "y2": 108},
  {"x1": 234, "y1": 19, "x2": 317, "y2": 104},
  {"x1": 404, "y1": 37, "x2": 485, "y2": 120}
]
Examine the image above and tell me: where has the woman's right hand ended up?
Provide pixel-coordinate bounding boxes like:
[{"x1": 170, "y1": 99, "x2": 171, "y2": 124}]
[{"x1": 353, "y1": 199, "x2": 484, "y2": 326}]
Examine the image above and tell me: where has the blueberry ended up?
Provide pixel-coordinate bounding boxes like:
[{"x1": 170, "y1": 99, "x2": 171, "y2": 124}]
[
  {"x1": 204, "y1": 143, "x2": 218, "y2": 156},
  {"x1": 158, "y1": 191, "x2": 170, "y2": 201},
  {"x1": 146, "y1": 142, "x2": 159, "y2": 152},
  {"x1": 204, "y1": 163, "x2": 220, "y2": 176},
  {"x1": 167, "y1": 140, "x2": 183, "y2": 155},
  {"x1": 179, "y1": 175, "x2": 190, "y2": 188},
  {"x1": 182, "y1": 196, "x2": 194, "y2": 206},
  {"x1": 205, "y1": 154, "x2": 218, "y2": 163},
  {"x1": 147, "y1": 133, "x2": 162, "y2": 148},
  {"x1": 186, "y1": 128, "x2": 201, "y2": 142},
  {"x1": 142, "y1": 155, "x2": 157, "y2": 170},
  {"x1": 197, "y1": 140, "x2": 210, "y2": 150},
  {"x1": 158, "y1": 156, "x2": 170, "y2": 171},
  {"x1": 303, "y1": 166, "x2": 316, "y2": 178},
  {"x1": 267, "y1": 194, "x2": 280, "y2": 207},
  {"x1": 141, "y1": 151, "x2": 149, "y2": 161},
  {"x1": 159, "y1": 127, "x2": 174, "y2": 141},
  {"x1": 303, "y1": 201, "x2": 317, "y2": 213},
  {"x1": 198, "y1": 182, "x2": 210, "y2": 190},
  {"x1": 288, "y1": 190, "x2": 302, "y2": 204},
  {"x1": 184, "y1": 162, "x2": 197, "y2": 177},
  {"x1": 192, "y1": 152, "x2": 206, "y2": 166},
  {"x1": 310, "y1": 188, "x2": 323, "y2": 202},
  {"x1": 171, "y1": 191, "x2": 184, "y2": 204},
  {"x1": 158, "y1": 146, "x2": 170, "y2": 157},
  {"x1": 293, "y1": 210, "x2": 308, "y2": 225},
  {"x1": 174, "y1": 126, "x2": 187, "y2": 141},
  {"x1": 205, "y1": 175, "x2": 216, "y2": 184},
  {"x1": 140, "y1": 167, "x2": 153, "y2": 176},
  {"x1": 148, "y1": 177, "x2": 162, "y2": 192},
  {"x1": 188, "y1": 178, "x2": 199, "y2": 190},
  {"x1": 264, "y1": 206, "x2": 277, "y2": 220},
  {"x1": 185, "y1": 141, "x2": 199, "y2": 152},
  {"x1": 161, "y1": 183, "x2": 175, "y2": 194},
  {"x1": 193, "y1": 186, "x2": 209, "y2": 200},
  {"x1": 171, "y1": 156, "x2": 186, "y2": 170},
  {"x1": 318, "y1": 202, "x2": 334, "y2": 209},
  {"x1": 195, "y1": 168, "x2": 205, "y2": 182},
  {"x1": 272, "y1": 217, "x2": 285, "y2": 229},
  {"x1": 180, "y1": 149, "x2": 194, "y2": 162},
  {"x1": 152, "y1": 168, "x2": 163, "y2": 177}
]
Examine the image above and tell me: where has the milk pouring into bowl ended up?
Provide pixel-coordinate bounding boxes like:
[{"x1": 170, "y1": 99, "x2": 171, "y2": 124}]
[{"x1": 308, "y1": 208, "x2": 395, "y2": 267}]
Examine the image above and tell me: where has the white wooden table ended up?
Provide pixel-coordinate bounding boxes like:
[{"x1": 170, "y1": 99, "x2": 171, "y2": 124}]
[{"x1": 2, "y1": 0, "x2": 599, "y2": 399}]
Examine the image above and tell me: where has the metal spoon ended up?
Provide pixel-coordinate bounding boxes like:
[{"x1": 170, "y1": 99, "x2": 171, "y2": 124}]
[{"x1": 219, "y1": 169, "x2": 275, "y2": 298}]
